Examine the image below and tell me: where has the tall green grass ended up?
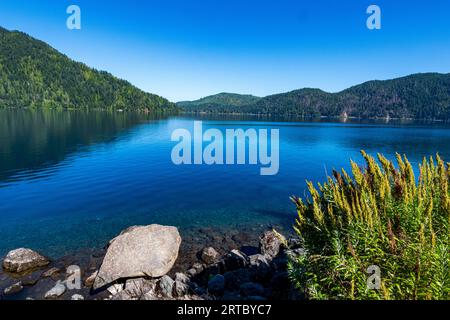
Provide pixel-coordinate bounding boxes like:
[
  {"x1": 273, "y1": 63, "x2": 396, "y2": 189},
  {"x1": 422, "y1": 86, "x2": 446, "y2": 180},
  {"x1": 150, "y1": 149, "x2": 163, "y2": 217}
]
[{"x1": 289, "y1": 151, "x2": 449, "y2": 300}]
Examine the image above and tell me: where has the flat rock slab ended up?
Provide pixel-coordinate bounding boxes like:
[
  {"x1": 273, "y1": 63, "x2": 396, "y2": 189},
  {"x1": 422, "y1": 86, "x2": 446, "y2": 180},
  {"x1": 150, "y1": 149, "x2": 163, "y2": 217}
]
[
  {"x1": 44, "y1": 281, "x2": 66, "y2": 299},
  {"x1": 2, "y1": 248, "x2": 50, "y2": 273},
  {"x1": 94, "y1": 225, "x2": 181, "y2": 289}
]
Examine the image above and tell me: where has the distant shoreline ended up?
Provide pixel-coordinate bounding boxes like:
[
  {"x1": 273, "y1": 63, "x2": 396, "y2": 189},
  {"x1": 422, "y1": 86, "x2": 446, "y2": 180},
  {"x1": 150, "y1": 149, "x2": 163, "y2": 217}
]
[
  {"x1": 2, "y1": 107, "x2": 450, "y2": 123},
  {"x1": 180, "y1": 111, "x2": 450, "y2": 123}
]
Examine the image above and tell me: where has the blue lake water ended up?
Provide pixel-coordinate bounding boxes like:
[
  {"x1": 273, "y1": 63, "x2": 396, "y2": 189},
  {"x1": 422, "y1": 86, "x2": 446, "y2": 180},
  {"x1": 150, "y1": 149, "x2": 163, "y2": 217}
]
[{"x1": 1, "y1": 109, "x2": 450, "y2": 258}]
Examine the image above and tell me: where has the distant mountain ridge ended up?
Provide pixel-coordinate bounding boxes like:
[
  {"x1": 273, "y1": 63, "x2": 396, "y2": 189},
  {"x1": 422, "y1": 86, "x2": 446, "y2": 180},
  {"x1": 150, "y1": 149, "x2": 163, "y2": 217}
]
[
  {"x1": 2, "y1": 26, "x2": 448, "y2": 119},
  {"x1": 177, "y1": 93, "x2": 261, "y2": 113},
  {"x1": 0, "y1": 26, "x2": 177, "y2": 112},
  {"x1": 178, "y1": 73, "x2": 450, "y2": 120}
]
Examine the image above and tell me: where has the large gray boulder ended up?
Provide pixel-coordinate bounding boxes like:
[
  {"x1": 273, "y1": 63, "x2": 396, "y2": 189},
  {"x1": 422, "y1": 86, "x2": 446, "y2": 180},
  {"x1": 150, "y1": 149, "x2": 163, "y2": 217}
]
[
  {"x1": 93, "y1": 225, "x2": 181, "y2": 289},
  {"x1": 2, "y1": 248, "x2": 50, "y2": 273}
]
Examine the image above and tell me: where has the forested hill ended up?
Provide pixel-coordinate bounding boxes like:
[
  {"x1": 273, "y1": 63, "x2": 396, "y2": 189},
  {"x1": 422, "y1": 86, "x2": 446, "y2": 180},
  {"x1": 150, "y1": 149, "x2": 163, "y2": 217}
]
[
  {"x1": 179, "y1": 73, "x2": 450, "y2": 120},
  {"x1": 0, "y1": 27, "x2": 177, "y2": 112},
  {"x1": 177, "y1": 93, "x2": 261, "y2": 113}
]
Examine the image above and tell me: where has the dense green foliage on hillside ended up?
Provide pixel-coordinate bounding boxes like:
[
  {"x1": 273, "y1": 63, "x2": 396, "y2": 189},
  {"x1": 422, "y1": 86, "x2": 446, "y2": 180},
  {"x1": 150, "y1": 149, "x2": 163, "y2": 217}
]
[
  {"x1": 179, "y1": 74, "x2": 450, "y2": 120},
  {"x1": 0, "y1": 27, "x2": 177, "y2": 112},
  {"x1": 290, "y1": 152, "x2": 449, "y2": 299},
  {"x1": 177, "y1": 93, "x2": 261, "y2": 113}
]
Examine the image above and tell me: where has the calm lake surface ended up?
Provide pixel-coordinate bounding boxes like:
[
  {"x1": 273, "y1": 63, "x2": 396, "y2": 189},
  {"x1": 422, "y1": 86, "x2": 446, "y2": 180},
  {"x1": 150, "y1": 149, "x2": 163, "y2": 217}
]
[{"x1": 1, "y1": 109, "x2": 450, "y2": 258}]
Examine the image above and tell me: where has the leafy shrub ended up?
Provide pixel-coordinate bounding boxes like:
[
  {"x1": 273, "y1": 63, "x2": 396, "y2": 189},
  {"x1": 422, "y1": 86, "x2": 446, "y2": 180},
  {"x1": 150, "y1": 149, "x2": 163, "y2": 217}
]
[{"x1": 289, "y1": 151, "x2": 449, "y2": 300}]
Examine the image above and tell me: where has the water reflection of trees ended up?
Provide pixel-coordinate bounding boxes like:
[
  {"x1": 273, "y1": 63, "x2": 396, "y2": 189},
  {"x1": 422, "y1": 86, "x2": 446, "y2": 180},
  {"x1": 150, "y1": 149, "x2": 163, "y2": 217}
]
[{"x1": 0, "y1": 109, "x2": 166, "y2": 182}]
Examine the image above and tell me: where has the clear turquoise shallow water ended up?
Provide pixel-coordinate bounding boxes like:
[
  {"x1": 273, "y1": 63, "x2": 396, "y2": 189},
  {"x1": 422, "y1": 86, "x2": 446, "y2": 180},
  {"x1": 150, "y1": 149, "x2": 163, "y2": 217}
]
[{"x1": 1, "y1": 109, "x2": 450, "y2": 258}]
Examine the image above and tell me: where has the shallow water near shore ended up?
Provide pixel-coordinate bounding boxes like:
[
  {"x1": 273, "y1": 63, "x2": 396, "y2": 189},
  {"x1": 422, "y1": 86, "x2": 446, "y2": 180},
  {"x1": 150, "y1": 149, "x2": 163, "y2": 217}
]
[{"x1": 1, "y1": 109, "x2": 450, "y2": 258}]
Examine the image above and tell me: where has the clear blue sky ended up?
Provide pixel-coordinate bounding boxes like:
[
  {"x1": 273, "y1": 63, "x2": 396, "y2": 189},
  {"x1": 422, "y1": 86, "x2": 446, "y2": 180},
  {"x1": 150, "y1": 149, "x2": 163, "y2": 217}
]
[{"x1": 1, "y1": 0, "x2": 449, "y2": 102}]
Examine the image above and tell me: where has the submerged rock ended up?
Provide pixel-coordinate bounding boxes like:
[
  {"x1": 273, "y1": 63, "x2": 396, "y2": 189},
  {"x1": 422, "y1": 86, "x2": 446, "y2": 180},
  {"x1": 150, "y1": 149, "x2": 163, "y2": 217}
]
[
  {"x1": 2, "y1": 248, "x2": 50, "y2": 273},
  {"x1": 4, "y1": 282, "x2": 23, "y2": 295},
  {"x1": 44, "y1": 281, "x2": 66, "y2": 299},
  {"x1": 208, "y1": 274, "x2": 225, "y2": 295},
  {"x1": 84, "y1": 270, "x2": 98, "y2": 287},
  {"x1": 42, "y1": 267, "x2": 60, "y2": 278},
  {"x1": 21, "y1": 272, "x2": 42, "y2": 286},
  {"x1": 247, "y1": 295, "x2": 267, "y2": 301},
  {"x1": 240, "y1": 282, "x2": 265, "y2": 297},
  {"x1": 224, "y1": 269, "x2": 251, "y2": 291},
  {"x1": 222, "y1": 290, "x2": 242, "y2": 300},
  {"x1": 93, "y1": 224, "x2": 181, "y2": 289}
]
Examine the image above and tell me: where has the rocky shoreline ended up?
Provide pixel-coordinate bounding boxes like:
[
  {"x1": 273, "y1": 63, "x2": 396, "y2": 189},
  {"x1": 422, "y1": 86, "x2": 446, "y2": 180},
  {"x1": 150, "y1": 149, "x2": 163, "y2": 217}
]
[{"x1": 0, "y1": 224, "x2": 303, "y2": 301}]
